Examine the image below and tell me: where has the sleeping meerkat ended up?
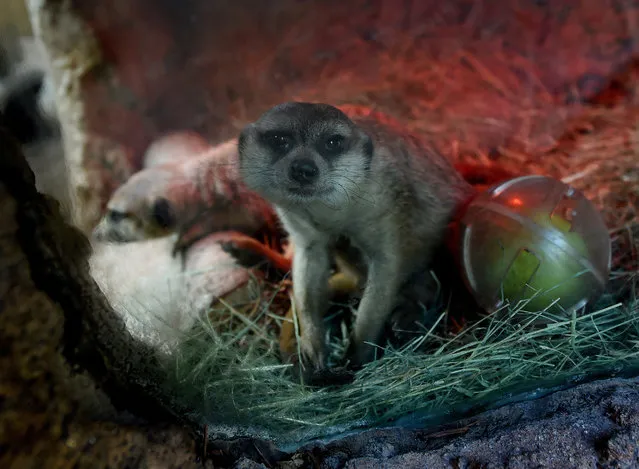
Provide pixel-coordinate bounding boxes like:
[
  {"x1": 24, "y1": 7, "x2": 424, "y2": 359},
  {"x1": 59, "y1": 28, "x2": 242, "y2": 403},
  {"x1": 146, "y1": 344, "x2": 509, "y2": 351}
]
[
  {"x1": 238, "y1": 102, "x2": 475, "y2": 371},
  {"x1": 93, "y1": 138, "x2": 279, "y2": 247}
]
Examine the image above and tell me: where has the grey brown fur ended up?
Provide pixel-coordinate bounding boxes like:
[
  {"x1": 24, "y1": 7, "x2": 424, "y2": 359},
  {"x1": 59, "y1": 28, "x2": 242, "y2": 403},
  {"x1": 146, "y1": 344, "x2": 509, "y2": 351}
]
[{"x1": 238, "y1": 102, "x2": 474, "y2": 370}]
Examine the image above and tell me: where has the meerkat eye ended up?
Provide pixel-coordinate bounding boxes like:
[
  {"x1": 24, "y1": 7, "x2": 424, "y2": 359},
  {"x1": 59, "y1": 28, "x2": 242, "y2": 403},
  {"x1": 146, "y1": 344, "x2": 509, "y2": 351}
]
[
  {"x1": 108, "y1": 209, "x2": 128, "y2": 223},
  {"x1": 151, "y1": 197, "x2": 176, "y2": 229},
  {"x1": 322, "y1": 134, "x2": 345, "y2": 155},
  {"x1": 264, "y1": 132, "x2": 293, "y2": 155}
]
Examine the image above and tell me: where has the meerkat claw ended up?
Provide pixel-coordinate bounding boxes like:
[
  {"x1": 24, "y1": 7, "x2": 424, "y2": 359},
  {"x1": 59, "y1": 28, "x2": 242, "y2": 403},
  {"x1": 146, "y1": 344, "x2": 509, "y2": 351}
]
[{"x1": 299, "y1": 336, "x2": 327, "y2": 372}]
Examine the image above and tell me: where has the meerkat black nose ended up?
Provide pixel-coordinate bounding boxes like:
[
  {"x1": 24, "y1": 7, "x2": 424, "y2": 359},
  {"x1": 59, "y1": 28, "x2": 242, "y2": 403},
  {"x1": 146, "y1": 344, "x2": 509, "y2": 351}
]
[{"x1": 289, "y1": 159, "x2": 319, "y2": 185}]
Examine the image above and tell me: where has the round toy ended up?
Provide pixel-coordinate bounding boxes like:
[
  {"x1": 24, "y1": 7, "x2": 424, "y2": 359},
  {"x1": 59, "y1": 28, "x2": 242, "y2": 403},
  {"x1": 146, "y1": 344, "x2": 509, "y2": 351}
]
[{"x1": 457, "y1": 175, "x2": 611, "y2": 314}]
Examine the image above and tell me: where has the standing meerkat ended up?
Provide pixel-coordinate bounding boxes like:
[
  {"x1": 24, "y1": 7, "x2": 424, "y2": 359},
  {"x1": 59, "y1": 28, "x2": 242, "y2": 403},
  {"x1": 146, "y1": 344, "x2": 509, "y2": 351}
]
[{"x1": 238, "y1": 102, "x2": 475, "y2": 371}]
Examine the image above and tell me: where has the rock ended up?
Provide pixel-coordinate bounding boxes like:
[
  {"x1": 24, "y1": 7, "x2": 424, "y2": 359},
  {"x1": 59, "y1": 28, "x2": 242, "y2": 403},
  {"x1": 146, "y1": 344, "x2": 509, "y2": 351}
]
[
  {"x1": 233, "y1": 457, "x2": 269, "y2": 469},
  {"x1": 279, "y1": 377, "x2": 639, "y2": 468},
  {"x1": 0, "y1": 113, "x2": 205, "y2": 468}
]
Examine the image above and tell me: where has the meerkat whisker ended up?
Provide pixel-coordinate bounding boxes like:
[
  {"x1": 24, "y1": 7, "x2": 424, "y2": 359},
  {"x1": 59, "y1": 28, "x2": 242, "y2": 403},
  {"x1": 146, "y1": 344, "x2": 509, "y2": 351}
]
[{"x1": 336, "y1": 175, "x2": 376, "y2": 206}]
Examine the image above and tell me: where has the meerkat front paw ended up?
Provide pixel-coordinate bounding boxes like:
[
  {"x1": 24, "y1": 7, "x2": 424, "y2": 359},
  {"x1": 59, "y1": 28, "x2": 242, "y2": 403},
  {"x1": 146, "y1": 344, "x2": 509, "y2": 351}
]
[
  {"x1": 298, "y1": 332, "x2": 328, "y2": 371},
  {"x1": 346, "y1": 338, "x2": 378, "y2": 370}
]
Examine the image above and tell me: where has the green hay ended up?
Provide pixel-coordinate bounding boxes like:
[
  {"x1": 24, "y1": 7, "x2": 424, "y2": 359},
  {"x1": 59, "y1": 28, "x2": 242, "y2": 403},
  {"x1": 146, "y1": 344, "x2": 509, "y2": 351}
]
[{"x1": 164, "y1": 246, "x2": 639, "y2": 448}]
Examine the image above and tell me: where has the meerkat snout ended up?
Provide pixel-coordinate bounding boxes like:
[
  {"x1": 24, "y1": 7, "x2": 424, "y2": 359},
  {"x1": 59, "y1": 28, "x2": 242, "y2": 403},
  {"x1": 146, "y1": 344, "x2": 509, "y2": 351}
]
[{"x1": 289, "y1": 158, "x2": 319, "y2": 185}]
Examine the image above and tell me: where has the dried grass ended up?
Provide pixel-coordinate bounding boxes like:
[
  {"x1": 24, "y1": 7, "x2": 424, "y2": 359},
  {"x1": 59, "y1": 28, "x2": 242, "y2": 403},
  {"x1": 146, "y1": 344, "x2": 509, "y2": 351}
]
[{"x1": 167, "y1": 267, "x2": 638, "y2": 448}]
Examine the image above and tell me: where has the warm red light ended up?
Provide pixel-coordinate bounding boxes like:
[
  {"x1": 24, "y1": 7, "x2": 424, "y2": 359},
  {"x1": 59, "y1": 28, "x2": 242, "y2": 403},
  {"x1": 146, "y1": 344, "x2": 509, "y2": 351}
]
[{"x1": 510, "y1": 197, "x2": 523, "y2": 206}]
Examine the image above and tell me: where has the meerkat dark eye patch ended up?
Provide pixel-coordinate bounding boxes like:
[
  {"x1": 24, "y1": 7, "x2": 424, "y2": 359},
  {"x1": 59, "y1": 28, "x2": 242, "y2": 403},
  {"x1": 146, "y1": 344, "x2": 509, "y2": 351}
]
[
  {"x1": 260, "y1": 131, "x2": 294, "y2": 157},
  {"x1": 318, "y1": 134, "x2": 347, "y2": 158},
  {"x1": 151, "y1": 197, "x2": 176, "y2": 229},
  {"x1": 108, "y1": 209, "x2": 129, "y2": 223}
]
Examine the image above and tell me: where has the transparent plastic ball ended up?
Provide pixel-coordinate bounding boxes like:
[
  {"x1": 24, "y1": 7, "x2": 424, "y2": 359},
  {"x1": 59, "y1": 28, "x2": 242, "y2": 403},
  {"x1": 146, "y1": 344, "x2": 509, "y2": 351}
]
[{"x1": 457, "y1": 175, "x2": 611, "y2": 314}]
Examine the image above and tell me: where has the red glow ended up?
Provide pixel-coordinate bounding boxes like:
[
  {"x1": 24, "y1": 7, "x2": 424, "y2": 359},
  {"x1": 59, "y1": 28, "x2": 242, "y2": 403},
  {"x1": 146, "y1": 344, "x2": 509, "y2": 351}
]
[{"x1": 510, "y1": 197, "x2": 523, "y2": 207}]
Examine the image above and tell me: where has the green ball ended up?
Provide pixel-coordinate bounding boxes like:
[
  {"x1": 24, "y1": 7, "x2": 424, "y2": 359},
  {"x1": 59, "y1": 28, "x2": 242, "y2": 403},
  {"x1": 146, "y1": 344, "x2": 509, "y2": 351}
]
[{"x1": 458, "y1": 175, "x2": 611, "y2": 314}]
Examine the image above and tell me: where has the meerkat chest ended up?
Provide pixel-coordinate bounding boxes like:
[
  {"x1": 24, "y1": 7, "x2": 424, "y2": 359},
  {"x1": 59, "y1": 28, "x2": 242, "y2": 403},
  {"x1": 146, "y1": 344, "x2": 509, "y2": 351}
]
[
  {"x1": 283, "y1": 201, "x2": 382, "y2": 234},
  {"x1": 276, "y1": 203, "x2": 398, "y2": 269},
  {"x1": 275, "y1": 202, "x2": 364, "y2": 245}
]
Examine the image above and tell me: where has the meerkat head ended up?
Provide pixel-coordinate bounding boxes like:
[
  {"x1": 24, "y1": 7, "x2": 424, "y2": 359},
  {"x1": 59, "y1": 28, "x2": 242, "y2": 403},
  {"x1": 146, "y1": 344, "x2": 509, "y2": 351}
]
[
  {"x1": 237, "y1": 102, "x2": 373, "y2": 208},
  {"x1": 92, "y1": 168, "x2": 178, "y2": 243}
]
